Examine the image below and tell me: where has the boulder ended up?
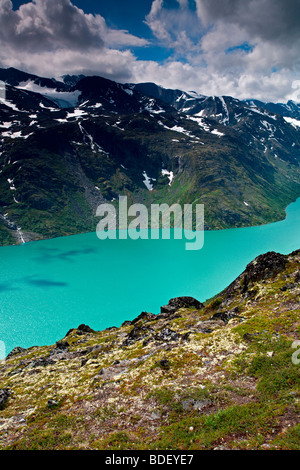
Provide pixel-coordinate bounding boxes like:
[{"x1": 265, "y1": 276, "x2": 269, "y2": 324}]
[
  {"x1": 131, "y1": 312, "x2": 155, "y2": 325},
  {"x1": 55, "y1": 341, "x2": 69, "y2": 350},
  {"x1": 155, "y1": 328, "x2": 181, "y2": 342},
  {"x1": 77, "y1": 324, "x2": 95, "y2": 334},
  {"x1": 31, "y1": 356, "x2": 56, "y2": 368},
  {"x1": 210, "y1": 311, "x2": 240, "y2": 324},
  {"x1": 122, "y1": 325, "x2": 154, "y2": 347},
  {"x1": 6, "y1": 347, "x2": 26, "y2": 359},
  {"x1": 48, "y1": 399, "x2": 59, "y2": 408},
  {"x1": 225, "y1": 252, "x2": 288, "y2": 298},
  {"x1": 195, "y1": 320, "x2": 224, "y2": 333},
  {"x1": 0, "y1": 389, "x2": 11, "y2": 410}
]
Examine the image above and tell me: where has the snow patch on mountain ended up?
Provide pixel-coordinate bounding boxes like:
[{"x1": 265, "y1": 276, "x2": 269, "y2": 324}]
[
  {"x1": 16, "y1": 80, "x2": 81, "y2": 108},
  {"x1": 0, "y1": 97, "x2": 23, "y2": 112},
  {"x1": 211, "y1": 129, "x2": 225, "y2": 137},
  {"x1": 283, "y1": 116, "x2": 300, "y2": 128},
  {"x1": 144, "y1": 98, "x2": 165, "y2": 114},
  {"x1": 162, "y1": 169, "x2": 174, "y2": 186},
  {"x1": 219, "y1": 97, "x2": 229, "y2": 124},
  {"x1": 142, "y1": 171, "x2": 155, "y2": 191}
]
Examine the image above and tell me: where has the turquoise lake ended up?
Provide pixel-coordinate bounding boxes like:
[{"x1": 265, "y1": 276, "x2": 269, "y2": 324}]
[{"x1": 0, "y1": 198, "x2": 300, "y2": 358}]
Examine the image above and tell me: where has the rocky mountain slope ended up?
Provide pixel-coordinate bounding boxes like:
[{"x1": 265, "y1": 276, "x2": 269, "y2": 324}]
[
  {"x1": 0, "y1": 250, "x2": 299, "y2": 450},
  {"x1": 0, "y1": 68, "x2": 299, "y2": 246}
]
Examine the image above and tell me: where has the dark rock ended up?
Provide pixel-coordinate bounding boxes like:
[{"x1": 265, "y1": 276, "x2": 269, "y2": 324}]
[
  {"x1": 142, "y1": 338, "x2": 152, "y2": 347},
  {"x1": 78, "y1": 345, "x2": 103, "y2": 358},
  {"x1": 31, "y1": 356, "x2": 56, "y2": 368},
  {"x1": 122, "y1": 325, "x2": 154, "y2": 346},
  {"x1": 6, "y1": 347, "x2": 26, "y2": 359},
  {"x1": 65, "y1": 328, "x2": 75, "y2": 337},
  {"x1": 0, "y1": 389, "x2": 11, "y2": 410},
  {"x1": 152, "y1": 313, "x2": 168, "y2": 320},
  {"x1": 242, "y1": 252, "x2": 287, "y2": 292},
  {"x1": 155, "y1": 358, "x2": 170, "y2": 368},
  {"x1": 224, "y1": 252, "x2": 288, "y2": 298},
  {"x1": 210, "y1": 311, "x2": 239, "y2": 324},
  {"x1": 8, "y1": 369, "x2": 24, "y2": 376},
  {"x1": 181, "y1": 332, "x2": 191, "y2": 341},
  {"x1": 79, "y1": 346, "x2": 94, "y2": 356},
  {"x1": 160, "y1": 304, "x2": 177, "y2": 314},
  {"x1": 161, "y1": 297, "x2": 204, "y2": 314},
  {"x1": 47, "y1": 399, "x2": 59, "y2": 408},
  {"x1": 77, "y1": 324, "x2": 95, "y2": 334},
  {"x1": 55, "y1": 341, "x2": 69, "y2": 350},
  {"x1": 128, "y1": 326, "x2": 150, "y2": 340},
  {"x1": 294, "y1": 272, "x2": 300, "y2": 283},
  {"x1": 131, "y1": 311, "x2": 155, "y2": 325},
  {"x1": 159, "y1": 359, "x2": 170, "y2": 368},
  {"x1": 280, "y1": 283, "x2": 295, "y2": 292}
]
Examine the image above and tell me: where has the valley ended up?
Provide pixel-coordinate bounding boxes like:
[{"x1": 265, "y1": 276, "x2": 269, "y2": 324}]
[{"x1": 0, "y1": 67, "x2": 299, "y2": 246}]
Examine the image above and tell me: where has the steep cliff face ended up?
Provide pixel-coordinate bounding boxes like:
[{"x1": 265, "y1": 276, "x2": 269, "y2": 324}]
[{"x1": 0, "y1": 250, "x2": 299, "y2": 450}]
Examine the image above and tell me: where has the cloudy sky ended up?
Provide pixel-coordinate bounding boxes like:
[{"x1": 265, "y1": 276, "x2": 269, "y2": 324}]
[{"x1": 1, "y1": 0, "x2": 300, "y2": 102}]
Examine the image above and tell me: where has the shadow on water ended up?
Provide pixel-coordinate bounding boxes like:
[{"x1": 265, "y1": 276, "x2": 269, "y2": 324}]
[
  {"x1": 0, "y1": 277, "x2": 68, "y2": 293},
  {"x1": 24, "y1": 278, "x2": 68, "y2": 288},
  {"x1": 0, "y1": 282, "x2": 19, "y2": 293},
  {"x1": 32, "y1": 247, "x2": 98, "y2": 264}
]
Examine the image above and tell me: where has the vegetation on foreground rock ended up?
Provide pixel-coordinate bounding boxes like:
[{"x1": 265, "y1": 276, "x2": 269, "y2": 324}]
[{"x1": 0, "y1": 250, "x2": 299, "y2": 450}]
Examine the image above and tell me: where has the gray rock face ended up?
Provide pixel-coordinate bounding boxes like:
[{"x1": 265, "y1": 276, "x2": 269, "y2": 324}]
[
  {"x1": 224, "y1": 251, "x2": 289, "y2": 299},
  {"x1": 155, "y1": 328, "x2": 181, "y2": 342},
  {"x1": 182, "y1": 398, "x2": 211, "y2": 412}
]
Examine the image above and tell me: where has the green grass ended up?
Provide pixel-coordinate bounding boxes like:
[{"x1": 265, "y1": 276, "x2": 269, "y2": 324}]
[{"x1": 146, "y1": 402, "x2": 282, "y2": 450}]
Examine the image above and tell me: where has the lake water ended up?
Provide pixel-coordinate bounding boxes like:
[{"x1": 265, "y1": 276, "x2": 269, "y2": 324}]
[{"x1": 0, "y1": 198, "x2": 299, "y2": 357}]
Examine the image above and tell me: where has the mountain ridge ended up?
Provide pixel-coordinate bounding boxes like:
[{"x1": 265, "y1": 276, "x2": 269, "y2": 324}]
[{"x1": 0, "y1": 67, "x2": 299, "y2": 246}]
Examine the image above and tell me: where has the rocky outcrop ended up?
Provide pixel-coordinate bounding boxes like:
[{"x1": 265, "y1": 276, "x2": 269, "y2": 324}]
[
  {"x1": 0, "y1": 389, "x2": 10, "y2": 410},
  {"x1": 160, "y1": 296, "x2": 204, "y2": 314},
  {"x1": 241, "y1": 252, "x2": 288, "y2": 290},
  {"x1": 222, "y1": 251, "x2": 292, "y2": 301}
]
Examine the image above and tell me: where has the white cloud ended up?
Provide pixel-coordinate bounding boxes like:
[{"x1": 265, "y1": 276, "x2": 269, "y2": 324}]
[
  {"x1": 195, "y1": 0, "x2": 300, "y2": 45},
  {"x1": 2, "y1": 0, "x2": 149, "y2": 49},
  {"x1": 0, "y1": 0, "x2": 150, "y2": 83},
  {"x1": 140, "y1": 0, "x2": 300, "y2": 102},
  {"x1": 0, "y1": 0, "x2": 299, "y2": 103},
  {"x1": 2, "y1": 46, "x2": 137, "y2": 84},
  {"x1": 145, "y1": 0, "x2": 202, "y2": 56}
]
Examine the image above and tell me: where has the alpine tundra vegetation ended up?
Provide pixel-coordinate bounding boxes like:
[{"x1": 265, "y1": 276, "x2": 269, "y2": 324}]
[{"x1": 0, "y1": 250, "x2": 299, "y2": 450}]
